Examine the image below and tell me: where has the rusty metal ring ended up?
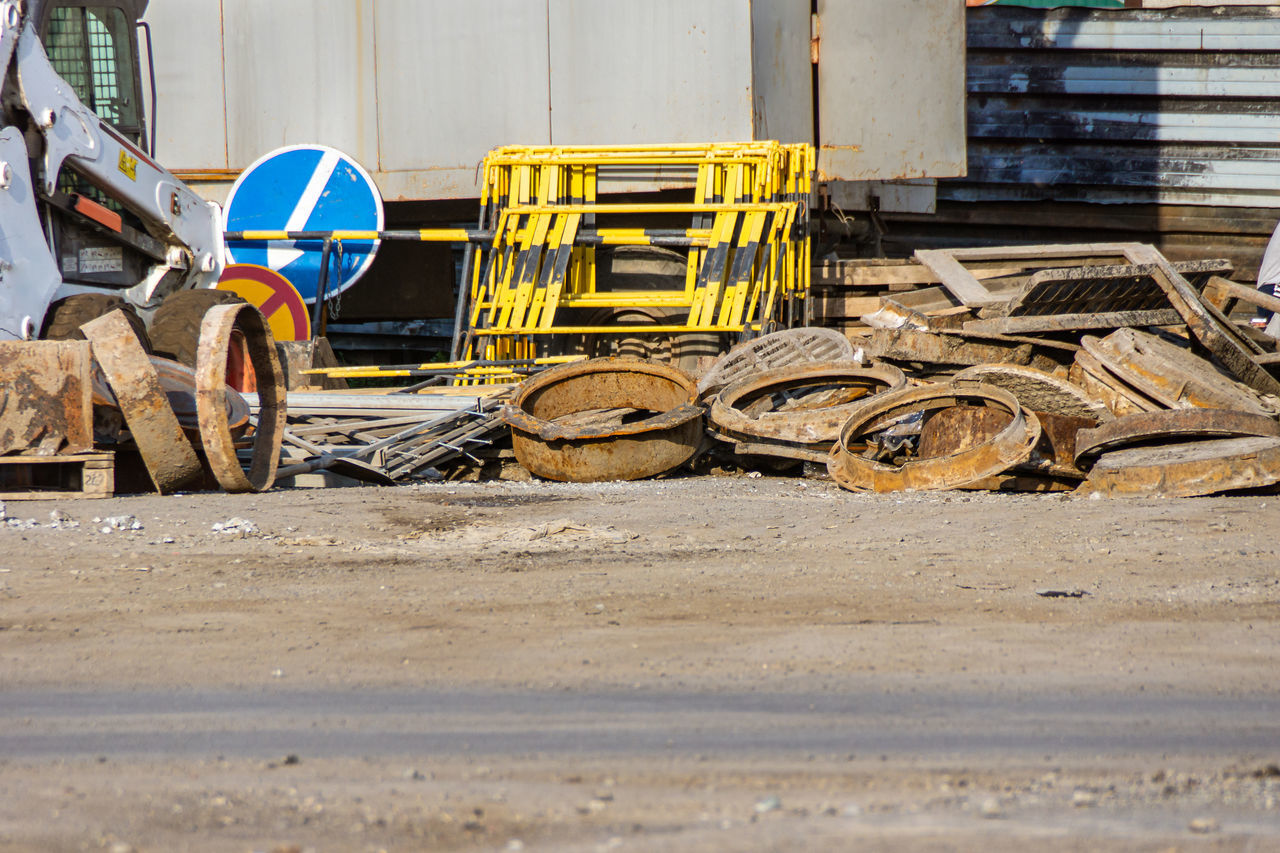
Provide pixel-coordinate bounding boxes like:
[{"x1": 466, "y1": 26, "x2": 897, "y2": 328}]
[
  {"x1": 196, "y1": 303, "x2": 287, "y2": 493},
  {"x1": 1073, "y1": 408, "x2": 1280, "y2": 467},
  {"x1": 502, "y1": 358, "x2": 703, "y2": 482},
  {"x1": 827, "y1": 380, "x2": 1041, "y2": 492},
  {"x1": 709, "y1": 361, "x2": 906, "y2": 446}
]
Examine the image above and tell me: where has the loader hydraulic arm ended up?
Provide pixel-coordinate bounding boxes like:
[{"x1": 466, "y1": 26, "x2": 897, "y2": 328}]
[
  {"x1": 13, "y1": 8, "x2": 223, "y2": 283},
  {"x1": 0, "y1": 0, "x2": 222, "y2": 340}
]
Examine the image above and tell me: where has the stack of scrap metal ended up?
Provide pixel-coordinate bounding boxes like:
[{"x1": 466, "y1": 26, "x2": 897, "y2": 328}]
[
  {"x1": 802, "y1": 242, "x2": 1280, "y2": 497},
  {"x1": 257, "y1": 386, "x2": 513, "y2": 485},
  {"x1": 1, "y1": 304, "x2": 288, "y2": 498},
  {"x1": 267, "y1": 356, "x2": 589, "y2": 484},
  {"x1": 496, "y1": 242, "x2": 1280, "y2": 498}
]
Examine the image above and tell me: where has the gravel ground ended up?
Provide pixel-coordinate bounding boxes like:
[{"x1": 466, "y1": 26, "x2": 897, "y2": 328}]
[{"x1": 1, "y1": 476, "x2": 1278, "y2": 851}]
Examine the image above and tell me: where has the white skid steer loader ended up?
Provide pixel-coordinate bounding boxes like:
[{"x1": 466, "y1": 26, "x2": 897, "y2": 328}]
[{"x1": 0, "y1": 0, "x2": 228, "y2": 364}]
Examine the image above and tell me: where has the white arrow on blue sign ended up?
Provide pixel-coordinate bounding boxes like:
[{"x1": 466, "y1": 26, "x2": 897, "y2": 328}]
[{"x1": 222, "y1": 144, "x2": 384, "y2": 303}]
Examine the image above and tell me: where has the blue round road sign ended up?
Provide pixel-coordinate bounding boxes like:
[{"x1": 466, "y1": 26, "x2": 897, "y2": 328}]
[{"x1": 223, "y1": 144, "x2": 384, "y2": 303}]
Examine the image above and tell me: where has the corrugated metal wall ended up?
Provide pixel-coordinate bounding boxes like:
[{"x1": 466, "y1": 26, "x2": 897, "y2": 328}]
[
  {"x1": 880, "y1": 4, "x2": 1280, "y2": 279},
  {"x1": 956, "y1": 4, "x2": 1280, "y2": 208}
]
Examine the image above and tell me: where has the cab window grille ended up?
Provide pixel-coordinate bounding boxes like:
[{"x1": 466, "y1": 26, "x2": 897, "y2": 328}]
[
  {"x1": 46, "y1": 6, "x2": 140, "y2": 132},
  {"x1": 44, "y1": 6, "x2": 144, "y2": 216}
]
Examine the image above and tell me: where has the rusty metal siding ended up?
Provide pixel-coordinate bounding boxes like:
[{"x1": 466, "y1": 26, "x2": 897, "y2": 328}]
[{"x1": 947, "y1": 5, "x2": 1280, "y2": 208}]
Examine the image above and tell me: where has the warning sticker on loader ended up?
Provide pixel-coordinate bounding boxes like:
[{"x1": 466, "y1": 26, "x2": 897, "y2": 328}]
[
  {"x1": 118, "y1": 150, "x2": 137, "y2": 180},
  {"x1": 79, "y1": 247, "x2": 123, "y2": 274}
]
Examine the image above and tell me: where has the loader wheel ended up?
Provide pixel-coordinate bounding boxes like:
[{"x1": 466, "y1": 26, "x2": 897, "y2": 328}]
[
  {"x1": 41, "y1": 293, "x2": 152, "y2": 351},
  {"x1": 150, "y1": 288, "x2": 247, "y2": 367}
]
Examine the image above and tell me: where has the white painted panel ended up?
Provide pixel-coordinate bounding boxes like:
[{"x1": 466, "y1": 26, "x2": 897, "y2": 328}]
[
  {"x1": 548, "y1": 0, "x2": 755, "y2": 144},
  {"x1": 141, "y1": 0, "x2": 227, "y2": 168},
  {"x1": 750, "y1": 0, "x2": 813, "y2": 143},
  {"x1": 373, "y1": 0, "x2": 550, "y2": 188},
  {"x1": 816, "y1": 0, "x2": 966, "y2": 181},
  {"x1": 220, "y1": 0, "x2": 377, "y2": 169}
]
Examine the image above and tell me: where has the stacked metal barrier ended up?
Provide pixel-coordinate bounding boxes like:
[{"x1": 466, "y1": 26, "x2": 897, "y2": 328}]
[{"x1": 458, "y1": 142, "x2": 814, "y2": 366}]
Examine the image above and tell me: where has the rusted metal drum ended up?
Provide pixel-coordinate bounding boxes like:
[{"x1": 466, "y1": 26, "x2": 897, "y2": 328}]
[{"x1": 502, "y1": 358, "x2": 704, "y2": 482}]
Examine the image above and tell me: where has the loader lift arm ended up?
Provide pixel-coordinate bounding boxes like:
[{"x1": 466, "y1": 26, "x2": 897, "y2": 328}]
[{"x1": 0, "y1": 0, "x2": 223, "y2": 340}]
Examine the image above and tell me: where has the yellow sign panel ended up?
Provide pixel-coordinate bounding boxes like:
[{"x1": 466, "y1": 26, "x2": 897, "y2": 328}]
[
  {"x1": 117, "y1": 150, "x2": 137, "y2": 181},
  {"x1": 216, "y1": 264, "x2": 311, "y2": 342}
]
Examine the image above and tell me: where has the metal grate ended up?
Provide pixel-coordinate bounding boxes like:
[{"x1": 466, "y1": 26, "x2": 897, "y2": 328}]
[
  {"x1": 46, "y1": 6, "x2": 135, "y2": 127},
  {"x1": 46, "y1": 9, "x2": 91, "y2": 106}
]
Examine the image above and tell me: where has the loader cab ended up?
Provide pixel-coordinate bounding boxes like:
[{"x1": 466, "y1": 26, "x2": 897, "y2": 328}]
[
  {"x1": 36, "y1": 0, "x2": 149, "y2": 150},
  {"x1": 32, "y1": 0, "x2": 155, "y2": 290}
]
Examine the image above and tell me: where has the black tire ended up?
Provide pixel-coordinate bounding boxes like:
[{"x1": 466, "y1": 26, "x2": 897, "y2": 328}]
[
  {"x1": 150, "y1": 289, "x2": 246, "y2": 366},
  {"x1": 585, "y1": 247, "x2": 724, "y2": 375},
  {"x1": 41, "y1": 293, "x2": 152, "y2": 351}
]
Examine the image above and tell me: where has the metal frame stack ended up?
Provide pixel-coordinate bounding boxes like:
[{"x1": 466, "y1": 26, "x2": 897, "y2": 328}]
[{"x1": 458, "y1": 142, "x2": 814, "y2": 365}]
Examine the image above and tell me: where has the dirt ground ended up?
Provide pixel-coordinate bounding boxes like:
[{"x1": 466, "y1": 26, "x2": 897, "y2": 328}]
[{"x1": 1, "y1": 474, "x2": 1278, "y2": 852}]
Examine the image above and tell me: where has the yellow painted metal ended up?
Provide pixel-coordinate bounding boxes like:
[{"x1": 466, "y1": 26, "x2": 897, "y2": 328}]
[
  {"x1": 304, "y1": 354, "x2": 585, "y2": 380},
  {"x1": 460, "y1": 141, "x2": 813, "y2": 374}
]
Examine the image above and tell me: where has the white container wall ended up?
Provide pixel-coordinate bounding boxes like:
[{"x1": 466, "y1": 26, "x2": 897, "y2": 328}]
[{"x1": 142, "y1": 0, "x2": 966, "y2": 204}]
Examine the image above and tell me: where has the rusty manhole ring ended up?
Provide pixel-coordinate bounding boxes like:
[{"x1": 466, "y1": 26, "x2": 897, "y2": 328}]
[
  {"x1": 827, "y1": 381, "x2": 1041, "y2": 492},
  {"x1": 502, "y1": 358, "x2": 704, "y2": 482},
  {"x1": 196, "y1": 303, "x2": 287, "y2": 493},
  {"x1": 708, "y1": 361, "x2": 905, "y2": 461},
  {"x1": 953, "y1": 363, "x2": 1111, "y2": 422},
  {"x1": 1077, "y1": 436, "x2": 1280, "y2": 498},
  {"x1": 1073, "y1": 408, "x2": 1280, "y2": 467}
]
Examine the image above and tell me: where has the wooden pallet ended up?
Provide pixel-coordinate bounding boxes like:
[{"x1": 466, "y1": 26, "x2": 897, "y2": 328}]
[{"x1": 0, "y1": 452, "x2": 114, "y2": 500}]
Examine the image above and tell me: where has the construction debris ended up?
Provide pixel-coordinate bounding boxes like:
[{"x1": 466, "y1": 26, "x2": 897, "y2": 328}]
[
  {"x1": 502, "y1": 358, "x2": 704, "y2": 482},
  {"x1": 82, "y1": 310, "x2": 204, "y2": 494},
  {"x1": 6, "y1": 232, "x2": 1280, "y2": 501},
  {"x1": 707, "y1": 362, "x2": 905, "y2": 463},
  {"x1": 808, "y1": 241, "x2": 1280, "y2": 497},
  {"x1": 827, "y1": 382, "x2": 1041, "y2": 492}
]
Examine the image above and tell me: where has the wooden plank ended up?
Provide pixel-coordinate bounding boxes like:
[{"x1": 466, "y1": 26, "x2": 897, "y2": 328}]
[
  {"x1": 1202, "y1": 276, "x2": 1280, "y2": 315},
  {"x1": 813, "y1": 295, "x2": 884, "y2": 317},
  {"x1": 963, "y1": 309, "x2": 1184, "y2": 336},
  {"x1": 913, "y1": 249, "x2": 1001, "y2": 306},
  {"x1": 942, "y1": 243, "x2": 1142, "y2": 261},
  {"x1": 0, "y1": 452, "x2": 114, "y2": 500}
]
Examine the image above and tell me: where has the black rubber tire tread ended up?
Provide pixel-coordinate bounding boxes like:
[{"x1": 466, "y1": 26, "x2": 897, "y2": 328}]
[
  {"x1": 591, "y1": 247, "x2": 723, "y2": 374},
  {"x1": 41, "y1": 293, "x2": 152, "y2": 351},
  {"x1": 150, "y1": 289, "x2": 246, "y2": 366}
]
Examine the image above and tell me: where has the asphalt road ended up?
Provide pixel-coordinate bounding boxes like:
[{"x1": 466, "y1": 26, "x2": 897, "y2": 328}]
[{"x1": 4, "y1": 685, "x2": 1278, "y2": 763}]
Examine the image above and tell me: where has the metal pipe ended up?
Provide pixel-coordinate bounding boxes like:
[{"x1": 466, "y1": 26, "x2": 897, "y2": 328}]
[
  {"x1": 225, "y1": 228, "x2": 709, "y2": 248},
  {"x1": 311, "y1": 237, "x2": 332, "y2": 339}
]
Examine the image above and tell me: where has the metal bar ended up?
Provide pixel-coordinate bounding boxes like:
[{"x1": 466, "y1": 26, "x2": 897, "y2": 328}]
[
  {"x1": 225, "y1": 228, "x2": 712, "y2": 247},
  {"x1": 311, "y1": 237, "x2": 332, "y2": 339},
  {"x1": 470, "y1": 324, "x2": 762, "y2": 335}
]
